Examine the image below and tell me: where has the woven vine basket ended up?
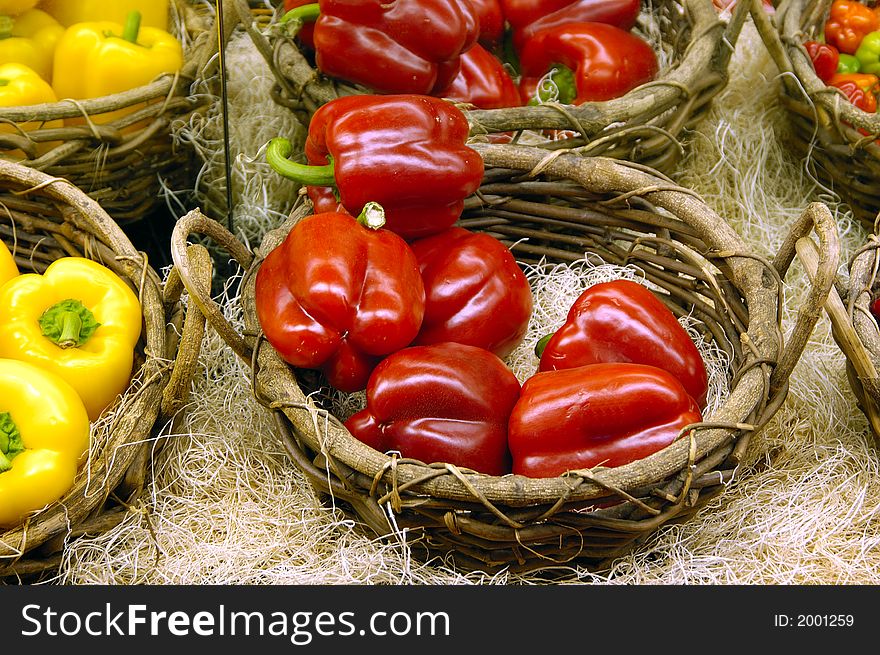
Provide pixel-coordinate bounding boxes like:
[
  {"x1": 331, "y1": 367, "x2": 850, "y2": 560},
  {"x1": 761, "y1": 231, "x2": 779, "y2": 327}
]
[
  {"x1": 800, "y1": 223, "x2": 880, "y2": 445},
  {"x1": 0, "y1": 159, "x2": 206, "y2": 582},
  {"x1": 169, "y1": 144, "x2": 838, "y2": 574},
  {"x1": 234, "y1": 0, "x2": 750, "y2": 176},
  {"x1": 750, "y1": 0, "x2": 880, "y2": 231},
  {"x1": 0, "y1": 0, "x2": 222, "y2": 225}
]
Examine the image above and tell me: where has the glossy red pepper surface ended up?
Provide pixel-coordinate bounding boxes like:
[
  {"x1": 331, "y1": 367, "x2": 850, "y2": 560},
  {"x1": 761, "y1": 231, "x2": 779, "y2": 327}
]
[
  {"x1": 311, "y1": 0, "x2": 480, "y2": 94},
  {"x1": 828, "y1": 71, "x2": 879, "y2": 112},
  {"x1": 501, "y1": 0, "x2": 639, "y2": 51},
  {"x1": 518, "y1": 22, "x2": 658, "y2": 104},
  {"x1": 409, "y1": 226, "x2": 533, "y2": 358},
  {"x1": 254, "y1": 209, "x2": 426, "y2": 393},
  {"x1": 303, "y1": 94, "x2": 485, "y2": 240},
  {"x1": 537, "y1": 279, "x2": 708, "y2": 408},
  {"x1": 434, "y1": 43, "x2": 522, "y2": 109},
  {"x1": 508, "y1": 362, "x2": 703, "y2": 478},
  {"x1": 466, "y1": 0, "x2": 505, "y2": 47},
  {"x1": 825, "y1": 0, "x2": 879, "y2": 54},
  {"x1": 345, "y1": 342, "x2": 521, "y2": 476},
  {"x1": 804, "y1": 40, "x2": 840, "y2": 82}
]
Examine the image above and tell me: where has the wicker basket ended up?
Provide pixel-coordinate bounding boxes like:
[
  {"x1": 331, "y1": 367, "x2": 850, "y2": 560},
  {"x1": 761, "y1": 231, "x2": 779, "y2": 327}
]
[
  {"x1": 750, "y1": 0, "x2": 880, "y2": 231},
  {"x1": 169, "y1": 144, "x2": 838, "y2": 574},
  {"x1": 0, "y1": 0, "x2": 222, "y2": 225},
  {"x1": 799, "y1": 223, "x2": 880, "y2": 445},
  {"x1": 234, "y1": 0, "x2": 750, "y2": 176},
  {"x1": 0, "y1": 159, "x2": 207, "y2": 582}
]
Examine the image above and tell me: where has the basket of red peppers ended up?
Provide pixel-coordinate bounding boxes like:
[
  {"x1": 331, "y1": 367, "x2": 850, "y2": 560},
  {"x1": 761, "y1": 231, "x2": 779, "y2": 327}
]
[
  {"x1": 0, "y1": 0, "x2": 222, "y2": 224},
  {"x1": 170, "y1": 92, "x2": 840, "y2": 573},
  {"x1": 233, "y1": 0, "x2": 750, "y2": 175},
  {"x1": 750, "y1": 0, "x2": 880, "y2": 231},
  {"x1": 0, "y1": 158, "x2": 206, "y2": 581}
]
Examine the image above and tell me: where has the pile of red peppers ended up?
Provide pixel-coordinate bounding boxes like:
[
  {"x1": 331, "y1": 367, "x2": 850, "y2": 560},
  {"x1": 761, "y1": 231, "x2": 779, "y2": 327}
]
[
  {"x1": 281, "y1": 0, "x2": 661, "y2": 109},
  {"x1": 257, "y1": 1, "x2": 712, "y2": 481}
]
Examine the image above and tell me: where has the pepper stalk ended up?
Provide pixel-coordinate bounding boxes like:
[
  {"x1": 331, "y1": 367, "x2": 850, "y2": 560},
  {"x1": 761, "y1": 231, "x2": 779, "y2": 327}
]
[{"x1": 266, "y1": 136, "x2": 336, "y2": 186}]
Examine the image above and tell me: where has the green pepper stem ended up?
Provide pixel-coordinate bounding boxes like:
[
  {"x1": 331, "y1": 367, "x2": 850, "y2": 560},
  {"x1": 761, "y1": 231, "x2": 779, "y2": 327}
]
[
  {"x1": 39, "y1": 298, "x2": 101, "y2": 349},
  {"x1": 530, "y1": 65, "x2": 577, "y2": 106},
  {"x1": 266, "y1": 137, "x2": 336, "y2": 187},
  {"x1": 357, "y1": 202, "x2": 386, "y2": 230},
  {"x1": 0, "y1": 79, "x2": 9, "y2": 87},
  {"x1": 534, "y1": 333, "x2": 554, "y2": 358},
  {"x1": 281, "y1": 3, "x2": 321, "y2": 24},
  {"x1": 0, "y1": 15, "x2": 13, "y2": 40},
  {"x1": 122, "y1": 10, "x2": 142, "y2": 44},
  {"x1": 0, "y1": 411, "x2": 23, "y2": 473}
]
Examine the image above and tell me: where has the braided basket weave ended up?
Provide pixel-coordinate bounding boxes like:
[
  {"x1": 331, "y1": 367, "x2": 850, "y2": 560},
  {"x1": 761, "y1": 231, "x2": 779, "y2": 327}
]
[
  {"x1": 237, "y1": 0, "x2": 750, "y2": 176},
  {"x1": 751, "y1": 0, "x2": 880, "y2": 231},
  {"x1": 0, "y1": 159, "x2": 206, "y2": 582},
  {"x1": 170, "y1": 144, "x2": 838, "y2": 574},
  {"x1": 0, "y1": 0, "x2": 221, "y2": 225}
]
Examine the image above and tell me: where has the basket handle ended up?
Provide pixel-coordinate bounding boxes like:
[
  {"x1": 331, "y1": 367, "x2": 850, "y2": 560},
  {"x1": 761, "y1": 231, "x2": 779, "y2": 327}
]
[
  {"x1": 769, "y1": 201, "x2": 840, "y2": 397},
  {"x1": 169, "y1": 207, "x2": 256, "y2": 363}
]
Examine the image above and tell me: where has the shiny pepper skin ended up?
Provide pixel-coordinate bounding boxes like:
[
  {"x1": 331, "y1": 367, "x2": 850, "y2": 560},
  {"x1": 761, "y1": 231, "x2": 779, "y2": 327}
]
[
  {"x1": 0, "y1": 240, "x2": 18, "y2": 287},
  {"x1": 433, "y1": 43, "x2": 522, "y2": 109},
  {"x1": 518, "y1": 21, "x2": 659, "y2": 104},
  {"x1": 537, "y1": 279, "x2": 709, "y2": 408},
  {"x1": 409, "y1": 226, "x2": 533, "y2": 358},
  {"x1": 254, "y1": 208, "x2": 426, "y2": 393},
  {"x1": 825, "y1": 0, "x2": 879, "y2": 55},
  {"x1": 501, "y1": 0, "x2": 640, "y2": 52},
  {"x1": 828, "y1": 71, "x2": 879, "y2": 112},
  {"x1": 508, "y1": 362, "x2": 702, "y2": 478},
  {"x1": 302, "y1": 94, "x2": 484, "y2": 241},
  {"x1": 804, "y1": 40, "x2": 840, "y2": 82},
  {"x1": 312, "y1": 0, "x2": 480, "y2": 95},
  {"x1": 345, "y1": 342, "x2": 521, "y2": 476},
  {"x1": 0, "y1": 358, "x2": 90, "y2": 528}
]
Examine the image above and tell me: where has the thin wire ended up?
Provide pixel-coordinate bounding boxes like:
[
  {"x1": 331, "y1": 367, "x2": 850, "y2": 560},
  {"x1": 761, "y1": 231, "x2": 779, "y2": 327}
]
[{"x1": 216, "y1": 0, "x2": 234, "y2": 232}]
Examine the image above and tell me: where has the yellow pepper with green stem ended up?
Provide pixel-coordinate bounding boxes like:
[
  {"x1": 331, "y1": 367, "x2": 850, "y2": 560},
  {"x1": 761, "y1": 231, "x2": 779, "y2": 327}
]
[
  {"x1": 0, "y1": 7, "x2": 64, "y2": 81},
  {"x1": 0, "y1": 257, "x2": 142, "y2": 421},
  {"x1": 51, "y1": 10, "x2": 183, "y2": 126},
  {"x1": 0, "y1": 357, "x2": 90, "y2": 529}
]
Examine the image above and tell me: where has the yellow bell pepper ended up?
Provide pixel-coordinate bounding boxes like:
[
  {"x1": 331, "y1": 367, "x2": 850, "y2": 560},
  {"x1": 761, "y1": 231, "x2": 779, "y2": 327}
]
[
  {"x1": 0, "y1": 240, "x2": 17, "y2": 287},
  {"x1": 0, "y1": 8, "x2": 64, "y2": 82},
  {"x1": 0, "y1": 357, "x2": 90, "y2": 529},
  {"x1": 37, "y1": 0, "x2": 168, "y2": 31},
  {"x1": 0, "y1": 1, "x2": 36, "y2": 16},
  {"x1": 51, "y1": 10, "x2": 182, "y2": 126},
  {"x1": 0, "y1": 61, "x2": 62, "y2": 157},
  {"x1": 0, "y1": 256, "x2": 142, "y2": 421}
]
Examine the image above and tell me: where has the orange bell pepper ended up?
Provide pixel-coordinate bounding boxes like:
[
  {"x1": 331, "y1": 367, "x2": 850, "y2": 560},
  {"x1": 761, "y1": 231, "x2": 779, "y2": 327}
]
[
  {"x1": 825, "y1": 0, "x2": 879, "y2": 55},
  {"x1": 828, "y1": 71, "x2": 879, "y2": 112}
]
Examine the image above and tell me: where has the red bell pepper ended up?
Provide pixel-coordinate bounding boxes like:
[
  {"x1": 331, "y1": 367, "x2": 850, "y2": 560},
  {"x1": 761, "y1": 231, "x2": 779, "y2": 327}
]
[
  {"x1": 409, "y1": 226, "x2": 533, "y2": 358},
  {"x1": 825, "y1": 0, "x2": 879, "y2": 55},
  {"x1": 282, "y1": 0, "x2": 317, "y2": 50},
  {"x1": 508, "y1": 362, "x2": 703, "y2": 478},
  {"x1": 253, "y1": 205, "x2": 426, "y2": 393},
  {"x1": 345, "y1": 342, "x2": 521, "y2": 476},
  {"x1": 804, "y1": 40, "x2": 840, "y2": 83},
  {"x1": 285, "y1": 0, "x2": 480, "y2": 95},
  {"x1": 267, "y1": 94, "x2": 485, "y2": 241},
  {"x1": 501, "y1": 0, "x2": 640, "y2": 52},
  {"x1": 535, "y1": 279, "x2": 709, "y2": 408},
  {"x1": 828, "y1": 71, "x2": 879, "y2": 112},
  {"x1": 518, "y1": 22, "x2": 659, "y2": 105},
  {"x1": 467, "y1": 0, "x2": 505, "y2": 48},
  {"x1": 433, "y1": 42, "x2": 522, "y2": 109}
]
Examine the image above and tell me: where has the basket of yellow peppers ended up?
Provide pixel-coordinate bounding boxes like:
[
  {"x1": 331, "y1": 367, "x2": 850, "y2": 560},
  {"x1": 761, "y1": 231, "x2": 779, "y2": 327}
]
[
  {"x1": 0, "y1": 156, "x2": 208, "y2": 582},
  {"x1": 0, "y1": 0, "x2": 220, "y2": 224}
]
